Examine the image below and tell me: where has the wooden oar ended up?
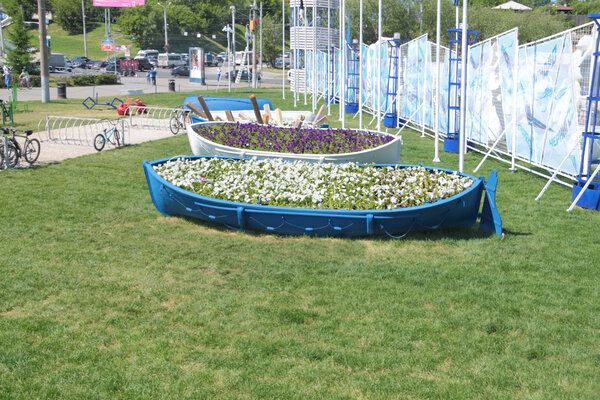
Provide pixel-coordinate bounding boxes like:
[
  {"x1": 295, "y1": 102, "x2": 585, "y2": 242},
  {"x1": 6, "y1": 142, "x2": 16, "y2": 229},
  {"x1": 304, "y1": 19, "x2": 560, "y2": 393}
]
[
  {"x1": 185, "y1": 102, "x2": 207, "y2": 119},
  {"x1": 197, "y1": 95, "x2": 214, "y2": 121},
  {"x1": 249, "y1": 95, "x2": 264, "y2": 124}
]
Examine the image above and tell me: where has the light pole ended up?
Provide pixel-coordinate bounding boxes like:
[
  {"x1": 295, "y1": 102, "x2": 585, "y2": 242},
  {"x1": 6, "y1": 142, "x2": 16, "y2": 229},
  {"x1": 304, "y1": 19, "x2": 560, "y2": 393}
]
[
  {"x1": 157, "y1": 2, "x2": 171, "y2": 51},
  {"x1": 230, "y1": 6, "x2": 236, "y2": 68},
  {"x1": 223, "y1": 24, "x2": 233, "y2": 92},
  {"x1": 82, "y1": 0, "x2": 87, "y2": 58}
]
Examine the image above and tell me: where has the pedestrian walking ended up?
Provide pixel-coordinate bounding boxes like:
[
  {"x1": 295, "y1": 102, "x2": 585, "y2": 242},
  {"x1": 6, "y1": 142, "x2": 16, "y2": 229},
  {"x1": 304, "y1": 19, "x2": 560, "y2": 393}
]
[{"x1": 146, "y1": 71, "x2": 151, "y2": 85}]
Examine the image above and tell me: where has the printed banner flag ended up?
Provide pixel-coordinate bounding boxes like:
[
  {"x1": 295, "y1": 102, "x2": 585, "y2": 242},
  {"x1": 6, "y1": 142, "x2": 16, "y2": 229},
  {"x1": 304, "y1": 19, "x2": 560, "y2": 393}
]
[{"x1": 93, "y1": 0, "x2": 145, "y2": 7}]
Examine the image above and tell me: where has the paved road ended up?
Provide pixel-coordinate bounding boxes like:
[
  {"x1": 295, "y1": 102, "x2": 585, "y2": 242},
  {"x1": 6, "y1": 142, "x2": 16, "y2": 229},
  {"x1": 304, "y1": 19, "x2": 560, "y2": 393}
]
[{"x1": 0, "y1": 66, "x2": 286, "y2": 102}]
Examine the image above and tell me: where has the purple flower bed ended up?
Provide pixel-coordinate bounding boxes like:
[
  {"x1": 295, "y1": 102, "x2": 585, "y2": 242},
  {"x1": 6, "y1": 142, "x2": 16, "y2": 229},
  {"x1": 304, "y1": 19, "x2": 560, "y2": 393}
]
[{"x1": 193, "y1": 123, "x2": 395, "y2": 154}]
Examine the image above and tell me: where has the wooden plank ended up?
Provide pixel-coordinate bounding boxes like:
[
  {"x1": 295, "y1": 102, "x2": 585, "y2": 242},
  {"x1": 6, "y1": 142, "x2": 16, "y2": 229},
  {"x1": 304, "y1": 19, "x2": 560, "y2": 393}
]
[
  {"x1": 238, "y1": 112, "x2": 251, "y2": 121},
  {"x1": 225, "y1": 110, "x2": 235, "y2": 122},
  {"x1": 314, "y1": 104, "x2": 327, "y2": 123},
  {"x1": 249, "y1": 95, "x2": 264, "y2": 124},
  {"x1": 263, "y1": 103, "x2": 272, "y2": 119},
  {"x1": 185, "y1": 102, "x2": 207, "y2": 119},
  {"x1": 263, "y1": 114, "x2": 271, "y2": 124},
  {"x1": 274, "y1": 108, "x2": 283, "y2": 125},
  {"x1": 314, "y1": 115, "x2": 328, "y2": 127},
  {"x1": 293, "y1": 115, "x2": 305, "y2": 128},
  {"x1": 197, "y1": 96, "x2": 214, "y2": 121}
]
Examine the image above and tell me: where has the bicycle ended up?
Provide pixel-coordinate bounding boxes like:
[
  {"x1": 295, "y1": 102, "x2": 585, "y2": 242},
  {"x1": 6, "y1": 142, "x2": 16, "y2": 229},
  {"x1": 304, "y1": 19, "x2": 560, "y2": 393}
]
[
  {"x1": 0, "y1": 127, "x2": 40, "y2": 168},
  {"x1": 169, "y1": 107, "x2": 191, "y2": 135},
  {"x1": 94, "y1": 122, "x2": 121, "y2": 152}
]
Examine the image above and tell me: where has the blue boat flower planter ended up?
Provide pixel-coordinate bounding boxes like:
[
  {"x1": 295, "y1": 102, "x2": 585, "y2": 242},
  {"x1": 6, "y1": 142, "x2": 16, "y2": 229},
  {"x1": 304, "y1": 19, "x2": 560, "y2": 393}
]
[{"x1": 143, "y1": 156, "x2": 502, "y2": 238}]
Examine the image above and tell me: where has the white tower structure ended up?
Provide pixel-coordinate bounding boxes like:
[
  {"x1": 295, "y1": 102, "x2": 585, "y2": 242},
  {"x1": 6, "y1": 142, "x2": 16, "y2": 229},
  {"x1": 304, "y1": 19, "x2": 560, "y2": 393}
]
[{"x1": 289, "y1": 0, "x2": 339, "y2": 95}]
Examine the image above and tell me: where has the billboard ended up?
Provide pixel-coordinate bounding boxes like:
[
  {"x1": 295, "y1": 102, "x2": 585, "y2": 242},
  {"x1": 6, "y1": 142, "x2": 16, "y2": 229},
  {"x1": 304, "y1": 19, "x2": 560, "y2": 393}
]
[
  {"x1": 189, "y1": 47, "x2": 205, "y2": 84},
  {"x1": 93, "y1": 0, "x2": 145, "y2": 7}
]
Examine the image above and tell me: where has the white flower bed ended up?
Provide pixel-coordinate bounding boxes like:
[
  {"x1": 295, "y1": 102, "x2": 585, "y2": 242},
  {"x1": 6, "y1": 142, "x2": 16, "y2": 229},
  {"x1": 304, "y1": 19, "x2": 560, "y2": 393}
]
[{"x1": 154, "y1": 158, "x2": 474, "y2": 210}]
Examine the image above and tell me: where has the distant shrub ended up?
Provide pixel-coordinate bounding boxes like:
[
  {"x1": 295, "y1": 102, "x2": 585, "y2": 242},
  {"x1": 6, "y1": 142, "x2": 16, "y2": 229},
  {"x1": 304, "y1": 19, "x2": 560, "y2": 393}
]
[{"x1": 94, "y1": 73, "x2": 119, "y2": 85}]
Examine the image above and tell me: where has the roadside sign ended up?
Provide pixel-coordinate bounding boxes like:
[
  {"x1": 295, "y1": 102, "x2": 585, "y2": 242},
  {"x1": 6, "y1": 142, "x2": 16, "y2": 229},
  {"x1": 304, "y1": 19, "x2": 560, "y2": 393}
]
[{"x1": 101, "y1": 40, "x2": 115, "y2": 51}]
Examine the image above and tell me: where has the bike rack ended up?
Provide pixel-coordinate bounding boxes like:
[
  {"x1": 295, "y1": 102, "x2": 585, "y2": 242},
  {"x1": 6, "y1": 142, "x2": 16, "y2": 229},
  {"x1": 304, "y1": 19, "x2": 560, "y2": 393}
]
[
  {"x1": 127, "y1": 106, "x2": 185, "y2": 132},
  {"x1": 37, "y1": 116, "x2": 128, "y2": 147}
]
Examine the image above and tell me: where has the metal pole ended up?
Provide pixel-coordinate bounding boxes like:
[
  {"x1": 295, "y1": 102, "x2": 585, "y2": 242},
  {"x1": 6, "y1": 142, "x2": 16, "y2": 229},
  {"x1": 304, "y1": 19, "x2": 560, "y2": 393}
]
[
  {"x1": 0, "y1": 6, "x2": 6, "y2": 55},
  {"x1": 459, "y1": 0, "x2": 468, "y2": 173},
  {"x1": 327, "y1": 0, "x2": 331, "y2": 115},
  {"x1": 259, "y1": 2, "x2": 263, "y2": 73},
  {"x1": 38, "y1": 0, "x2": 50, "y2": 103},
  {"x1": 231, "y1": 6, "x2": 236, "y2": 65},
  {"x1": 433, "y1": 0, "x2": 441, "y2": 162},
  {"x1": 82, "y1": 0, "x2": 87, "y2": 58},
  {"x1": 304, "y1": 2, "x2": 307, "y2": 106},
  {"x1": 293, "y1": 3, "x2": 297, "y2": 107},
  {"x1": 292, "y1": 4, "x2": 297, "y2": 106},
  {"x1": 282, "y1": 0, "x2": 286, "y2": 98},
  {"x1": 312, "y1": 0, "x2": 316, "y2": 113},
  {"x1": 359, "y1": 0, "x2": 363, "y2": 129},
  {"x1": 252, "y1": 2, "x2": 257, "y2": 88},
  {"x1": 338, "y1": 0, "x2": 342, "y2": 120},
  {"x1": 377, "y1": 0, "x2": 382, "y2": 131},
  {"x1": 157, "y1": 2, "x2": 168, "y2": 50},
  {"x1": 341, "y1": 0, "x2": 345, "y2": 128},
  {"x1": 228, "y1": 26, "x2": 232, "y2": 92}
]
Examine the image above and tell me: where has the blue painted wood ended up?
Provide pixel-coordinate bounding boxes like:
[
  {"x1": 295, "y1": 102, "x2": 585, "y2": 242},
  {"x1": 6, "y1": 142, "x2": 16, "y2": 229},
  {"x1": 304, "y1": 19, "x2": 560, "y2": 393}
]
[{"x1": 182, "y1": 96, "x2": 273, "y2": 112}]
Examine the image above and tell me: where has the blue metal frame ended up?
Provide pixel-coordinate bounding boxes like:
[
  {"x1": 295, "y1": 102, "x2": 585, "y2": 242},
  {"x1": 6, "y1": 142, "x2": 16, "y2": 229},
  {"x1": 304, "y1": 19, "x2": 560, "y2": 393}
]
[
  {"x1": 384, "y1": 37, "x2": 402, "y2": 128},
  {"x1": 445, "y1": 28, "x2": 478, "y2": 153},
  {"x1": 572, "y1": 13, "x2": 600, "y2": 210},
  {"x1": 345, "y1": 42, "x2": 360, "y2": 113}
]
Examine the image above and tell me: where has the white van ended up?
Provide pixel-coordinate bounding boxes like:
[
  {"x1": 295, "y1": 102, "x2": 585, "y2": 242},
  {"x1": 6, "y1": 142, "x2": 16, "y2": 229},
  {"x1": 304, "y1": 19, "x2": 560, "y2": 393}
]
[
  {"x1": 135, "y1": 50, "x2": 159, "y2": 60},
  {"x1": 158, "y1": 53, "x2": 186, "y2": 68}
]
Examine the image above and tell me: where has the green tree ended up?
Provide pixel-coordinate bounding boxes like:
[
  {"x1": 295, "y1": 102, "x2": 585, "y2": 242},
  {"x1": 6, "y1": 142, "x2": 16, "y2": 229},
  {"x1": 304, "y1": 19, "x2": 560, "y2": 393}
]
[
  {"x1": 5, "y1": 11, "x2": 33, "y2": 73},
  {"x1": 52, "y1": 0, "x2": 83, "y2": 34},
  {"x1": 118, "y1": 1, "x2": 210, "y2": 52},
  {"x1": 1, "y1": 0, "x2": 37, "y2": 21},
  {"x1": 260, "y1": 14, "x2": 282, "y2": 65}
]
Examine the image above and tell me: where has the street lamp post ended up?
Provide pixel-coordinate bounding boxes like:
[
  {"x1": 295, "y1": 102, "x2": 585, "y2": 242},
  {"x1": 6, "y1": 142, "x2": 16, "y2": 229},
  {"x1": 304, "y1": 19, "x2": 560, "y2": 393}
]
[{"x1": 157, "y1": 2, "x2": 171, "y2": 51}]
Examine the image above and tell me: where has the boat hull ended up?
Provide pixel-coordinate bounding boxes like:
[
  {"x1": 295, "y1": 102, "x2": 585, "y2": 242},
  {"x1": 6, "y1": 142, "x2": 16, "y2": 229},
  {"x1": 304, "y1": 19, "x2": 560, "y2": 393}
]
[
  {"x1": 186, "y1": 122, "x2": 402, "y2": 164},
  {"x1": 144, "y1": 156, "x2": 492, "y2": 238}
]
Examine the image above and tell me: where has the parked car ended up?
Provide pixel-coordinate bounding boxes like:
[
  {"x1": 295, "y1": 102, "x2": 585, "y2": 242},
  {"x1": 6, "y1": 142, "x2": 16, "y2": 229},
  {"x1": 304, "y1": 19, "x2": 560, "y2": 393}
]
[
  {"x1": 147, "y1": 56, "x2": 158, "y2": 67},
  {"x1": 135, "y1": 57, "x2": 153, "y2": 71},
  {"x1": 88, "y1": 60, "x2": 107, "y2": 70},
  {"x1": 217, "y1": 52, "x2": 228, "y2": 62},
  {"x1": 274, "y1": 52, "x2": 291, "y2": 69},
  {"x1": 205, "y1": 53, "x2": 219, "y2": 67},
  {"x1": 171, "y1": 66, "x2": 189, "y2": 77},
  {"x1": 48, "y1": 53, "x2": 72, "y2": 73},
  {"x1": 71, "y1": 56, "x2": 91, "y2": 69},
  {"x1": 100, "y1": 63, "x2": 135, "y2": 76},
  {"x1": 224, "y1": 70, "x2": 261, "y2": 82}
]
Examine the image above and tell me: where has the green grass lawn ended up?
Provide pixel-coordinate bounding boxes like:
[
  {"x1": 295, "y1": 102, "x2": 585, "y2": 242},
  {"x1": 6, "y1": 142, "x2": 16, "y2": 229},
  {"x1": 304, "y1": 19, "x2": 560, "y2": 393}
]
[
  {"x1": 1, "y1": 89, "x2": 600, "y2": 398},
  {"x1": 45, "y1": 22, "x2": 139, "y2": 60}
]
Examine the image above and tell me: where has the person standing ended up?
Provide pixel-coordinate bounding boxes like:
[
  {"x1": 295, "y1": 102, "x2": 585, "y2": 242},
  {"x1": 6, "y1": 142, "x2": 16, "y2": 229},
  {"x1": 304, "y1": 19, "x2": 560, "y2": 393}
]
[
  {"x1": 146, "y1": 70, "x2": 151, "y2": 85},
  {"x1": 150, "y1": 67, "x2": 157, "y2": 86},
  {"x1": 4, "y1": 66, "x2": 11, "y2": 90}
]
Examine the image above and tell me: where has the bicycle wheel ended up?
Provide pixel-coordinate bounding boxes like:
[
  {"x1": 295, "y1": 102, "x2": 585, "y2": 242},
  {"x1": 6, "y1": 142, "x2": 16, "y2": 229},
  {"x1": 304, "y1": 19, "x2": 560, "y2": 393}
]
[
  {"x1": 94, "y1": 134, "x2": 106, "y2": 151},
  {"x1": 169, "y1": 116, "x2": 180, "y2": 135},
  {"x1": 1, "y1": 141, "x2": 18, "y2": 168},
  {"x1": 23, "y1": 138, "x2": 40, "y2": 164},
  {"x1": 113, "y1": 129, "x2": 121, "y2": 147}
]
